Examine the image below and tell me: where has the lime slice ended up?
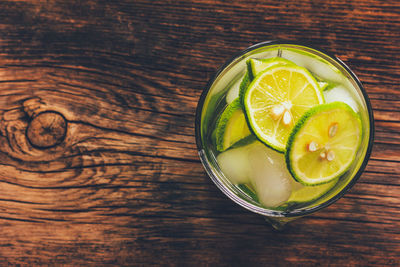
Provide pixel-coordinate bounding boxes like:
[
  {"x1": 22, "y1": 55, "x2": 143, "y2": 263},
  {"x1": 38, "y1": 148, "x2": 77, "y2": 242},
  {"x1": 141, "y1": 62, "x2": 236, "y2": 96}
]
[
  {"x1": 237, "y1": 183, "x2": 259, "y2": 203},
  {"x1": 240, "y1": 58, "x2": 295, "y2": 103},
  {"x1": 216, "y1": 98, "x2": 252, "y2": 151},
  {"x1": 286, "y1": 102, "x2": 362, "y2": 185},
  {"x1": 238, "y1": 71, "x2": 250, "y2": 103},
  {"x1": 248, "y1": 58, "x2": 330, "y2": 92},
  {"x1": 244, "y1": 65, "x2": 324, "y2": 152},
  {"x1": 313, "y1": 73, "x2": 336, "y2": 91},
  {"x1": 287, "y1": 178, "x2": 338, "y2": 203},
  {"x1": 247, "y1": 57, "x2": 295, "y2": 80},
  {"x1": 318, "y1": 81, "x2": 328, "y2": 91}
]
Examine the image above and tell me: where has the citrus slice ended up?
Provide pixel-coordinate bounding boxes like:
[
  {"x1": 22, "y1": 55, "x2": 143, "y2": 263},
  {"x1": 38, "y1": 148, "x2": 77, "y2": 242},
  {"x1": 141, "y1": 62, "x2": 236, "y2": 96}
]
[
  {"x1": 286, "y1": 102, "x2": 362, "y2": 185},
  {"x1": 247, "y1": 58, "x2": 329, "y2": 91},
  {"x1": 240, "y1": 58, "x2": 295, "y2": 103},
  {"x1": 244, "y1": 65, "x2": 324, "y2": 152},
  {"x1": 238, "y1": 71, "x2": 250, "y2": 103},
  {"x1": 313, "y1": 73, "x2": 336, "y2": 91},
  {"x1": 318, "y1": 81, "x2": 329, "y2": 91},
  {"x1": 287, "y1": 178, "x2": 338, "y2": 204},
  {"x1": 216, "y1": 98, "x2": 252, "y2": 151},
  {"x1": 247, "y1": 57, "x2": 295, "y2": 80},
  {"x1": 237, "y1": 183, "x2": 259, "y2": 202}
]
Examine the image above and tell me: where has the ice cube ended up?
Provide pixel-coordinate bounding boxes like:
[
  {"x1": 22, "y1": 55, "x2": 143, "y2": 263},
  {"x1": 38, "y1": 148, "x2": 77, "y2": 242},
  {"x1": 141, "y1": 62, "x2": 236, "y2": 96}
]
[
  {"x1": 323, "y1": 86, "x2": 359, "y2": 112},
  {"x1": 217, "y1": 145, "x2": 251, "y2": 184},
  {"x1": 247, "y1": 143, "x2": 292, "y2": 207}
]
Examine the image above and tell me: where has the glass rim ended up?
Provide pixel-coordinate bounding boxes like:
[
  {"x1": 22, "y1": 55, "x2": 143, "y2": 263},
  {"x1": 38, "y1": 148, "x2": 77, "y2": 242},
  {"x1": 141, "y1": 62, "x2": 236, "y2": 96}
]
[{"x1": 195, "y1": 40, "x2": 375, "y2": 218}]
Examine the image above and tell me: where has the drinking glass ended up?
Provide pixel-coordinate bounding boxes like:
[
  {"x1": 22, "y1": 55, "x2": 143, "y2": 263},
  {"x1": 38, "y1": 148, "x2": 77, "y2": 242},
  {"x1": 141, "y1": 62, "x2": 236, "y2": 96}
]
[{"x1": 195, "y1": 40, "x2": 374, "y2": 229}]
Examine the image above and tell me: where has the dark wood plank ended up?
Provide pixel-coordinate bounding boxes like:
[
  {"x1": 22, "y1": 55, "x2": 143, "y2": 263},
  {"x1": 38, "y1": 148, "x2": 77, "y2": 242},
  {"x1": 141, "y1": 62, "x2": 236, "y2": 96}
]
[{"x1": 0, "y1": 0, "x2": 398, "y2": 265}]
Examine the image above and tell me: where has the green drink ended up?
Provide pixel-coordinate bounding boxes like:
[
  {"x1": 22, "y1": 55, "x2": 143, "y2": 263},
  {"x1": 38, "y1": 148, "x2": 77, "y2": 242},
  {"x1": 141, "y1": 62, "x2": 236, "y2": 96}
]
[{"x1": 195, "y1": 41, "x2": 374, "y2": 229}]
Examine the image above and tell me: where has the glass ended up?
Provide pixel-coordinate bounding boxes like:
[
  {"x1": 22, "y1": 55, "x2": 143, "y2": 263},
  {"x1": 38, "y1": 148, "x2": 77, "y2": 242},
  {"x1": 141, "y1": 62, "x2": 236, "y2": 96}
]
[{"x1": 195, "y1": 40, "x2": 374, "y2": 229}]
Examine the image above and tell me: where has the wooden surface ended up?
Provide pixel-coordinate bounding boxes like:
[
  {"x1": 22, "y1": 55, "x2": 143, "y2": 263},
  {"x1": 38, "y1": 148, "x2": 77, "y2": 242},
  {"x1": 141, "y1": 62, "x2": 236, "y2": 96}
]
[{"x1": 0, "y1": 0, "x2": 398, "y2": 265}]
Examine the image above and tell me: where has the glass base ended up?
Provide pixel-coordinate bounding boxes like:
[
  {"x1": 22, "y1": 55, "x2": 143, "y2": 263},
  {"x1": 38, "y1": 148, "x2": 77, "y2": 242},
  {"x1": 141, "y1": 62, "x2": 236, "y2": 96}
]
[{"x1": 264, "y1": 216, "x2": 300, "y2": 230}]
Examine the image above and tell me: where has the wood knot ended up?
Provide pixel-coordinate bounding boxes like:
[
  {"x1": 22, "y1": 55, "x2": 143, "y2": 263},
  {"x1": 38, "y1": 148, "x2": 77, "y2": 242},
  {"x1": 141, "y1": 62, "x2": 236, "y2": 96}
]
[{"x1": 26, "y1": 111, "x2": 67, "y2": 149}]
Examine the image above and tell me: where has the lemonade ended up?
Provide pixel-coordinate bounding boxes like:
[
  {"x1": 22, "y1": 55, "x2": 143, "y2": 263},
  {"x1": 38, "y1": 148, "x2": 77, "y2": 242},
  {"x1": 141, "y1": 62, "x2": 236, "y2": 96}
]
[{"x1": 196, "y1": 41, "x2": 373, "y2": 226}]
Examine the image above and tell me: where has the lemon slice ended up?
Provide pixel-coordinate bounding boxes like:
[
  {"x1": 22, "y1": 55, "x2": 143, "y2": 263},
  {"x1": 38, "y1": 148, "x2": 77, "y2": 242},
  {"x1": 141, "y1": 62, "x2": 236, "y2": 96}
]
[
  {"x1": 216, "y1": 98, "x2": 252, "y2": 152},
  {"x1": 286, "y1": 102, "x2": 362, "y2": 185},
  {"x1": 244, "y1": 65, "x2": 324, "y2": 152}
]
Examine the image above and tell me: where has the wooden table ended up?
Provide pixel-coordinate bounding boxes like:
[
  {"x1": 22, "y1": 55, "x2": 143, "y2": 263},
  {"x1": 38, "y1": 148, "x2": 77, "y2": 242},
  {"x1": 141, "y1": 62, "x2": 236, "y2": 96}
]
[{"x1": 0, "y1": 0, "x2": 398, "y2": 265}]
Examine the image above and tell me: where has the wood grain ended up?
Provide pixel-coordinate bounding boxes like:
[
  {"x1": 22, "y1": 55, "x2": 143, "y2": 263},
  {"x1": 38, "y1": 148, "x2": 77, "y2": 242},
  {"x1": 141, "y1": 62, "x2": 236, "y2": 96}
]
[{"x1": 0, "y1": 0, "x2": 398, "y2": 265}]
